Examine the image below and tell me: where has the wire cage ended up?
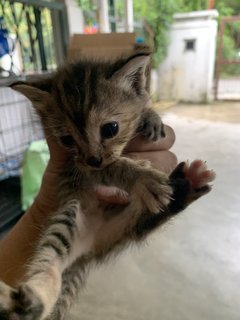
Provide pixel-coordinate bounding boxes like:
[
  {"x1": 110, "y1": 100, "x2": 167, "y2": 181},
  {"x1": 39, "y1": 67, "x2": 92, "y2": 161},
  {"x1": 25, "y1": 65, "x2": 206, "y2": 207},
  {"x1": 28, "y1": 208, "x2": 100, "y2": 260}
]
[
  {"x1": 0, "y1": 0, "x2": 69, "y2": 234},
  {"x1": 0, "y1": 85, "x2": 44, "y2": 234},
  {"x1": 0, "y1": 86, "x2": 44, "y2": 179}
]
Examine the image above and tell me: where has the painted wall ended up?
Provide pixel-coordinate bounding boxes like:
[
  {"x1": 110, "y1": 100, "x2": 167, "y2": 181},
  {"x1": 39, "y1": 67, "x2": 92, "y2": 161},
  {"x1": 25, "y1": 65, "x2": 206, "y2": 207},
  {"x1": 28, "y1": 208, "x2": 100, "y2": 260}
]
[
  {"x1": 158, "y1": 10, "x2": 219, "y2": 103},
  {"x1": 64, "y1": 0, "x2": 84, "y2": 34}
]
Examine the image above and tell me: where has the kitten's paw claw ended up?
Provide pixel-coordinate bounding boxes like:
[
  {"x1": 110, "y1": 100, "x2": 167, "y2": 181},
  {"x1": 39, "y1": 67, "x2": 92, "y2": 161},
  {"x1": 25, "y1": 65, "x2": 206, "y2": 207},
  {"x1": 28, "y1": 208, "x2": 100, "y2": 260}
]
[
  {"x1": 169, "y1": 160, "x2": 216, "y2": 212},
  {"x1": 138, "y1": 111, "x2": 165, "y2": 141},
  {"x1": 13, "y1": 284, "x2": 44, "y2": 319},
  {"x1": 0, "y1": 281, "x2": 14, "y2": 319},
  {"x1": 140, "y1": 121, "x2": 165, "y2": 141},
  {"x1": 183, "y1": 160, "x2": 216, "y2": 190},
  {"x1": 0, "y1": 282, "x2": 44, "y2": 320},
  {"x1": 133, "y1": 174, "x2": 172, "y2": 214}
]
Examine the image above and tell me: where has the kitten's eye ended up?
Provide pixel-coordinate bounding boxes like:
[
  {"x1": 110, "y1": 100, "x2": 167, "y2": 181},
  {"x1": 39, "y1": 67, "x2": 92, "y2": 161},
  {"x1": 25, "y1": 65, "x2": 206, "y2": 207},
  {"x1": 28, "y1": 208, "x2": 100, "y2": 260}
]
[
  {"x1": 60, "y1": 135, "x2": 75, "y2": 147},
  {"x1": 101, "y1": 121, "x2": 119, "y2": 139}
]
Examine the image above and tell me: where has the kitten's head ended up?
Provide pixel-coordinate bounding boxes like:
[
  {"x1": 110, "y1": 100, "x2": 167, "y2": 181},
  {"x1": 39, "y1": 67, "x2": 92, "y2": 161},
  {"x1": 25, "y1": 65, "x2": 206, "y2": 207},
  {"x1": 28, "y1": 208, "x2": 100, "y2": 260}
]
[{"x1": 10, "y1": 53, "x2": 151, "y2": 169}]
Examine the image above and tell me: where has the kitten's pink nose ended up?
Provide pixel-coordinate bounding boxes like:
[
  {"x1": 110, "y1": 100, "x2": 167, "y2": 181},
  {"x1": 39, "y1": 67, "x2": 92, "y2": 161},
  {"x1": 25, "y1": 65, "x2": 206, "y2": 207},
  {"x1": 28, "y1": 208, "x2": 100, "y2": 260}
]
[{"x1": 86, "y1": 156, "x2": 103, "y2": 168}]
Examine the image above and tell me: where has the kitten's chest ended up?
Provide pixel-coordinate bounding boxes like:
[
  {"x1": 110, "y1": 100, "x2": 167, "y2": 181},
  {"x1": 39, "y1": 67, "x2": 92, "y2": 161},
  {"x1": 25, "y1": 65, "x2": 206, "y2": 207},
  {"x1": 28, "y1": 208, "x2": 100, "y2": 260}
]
[{"x1": 58, "y1": 166, "x2": 101, "y2": 207}]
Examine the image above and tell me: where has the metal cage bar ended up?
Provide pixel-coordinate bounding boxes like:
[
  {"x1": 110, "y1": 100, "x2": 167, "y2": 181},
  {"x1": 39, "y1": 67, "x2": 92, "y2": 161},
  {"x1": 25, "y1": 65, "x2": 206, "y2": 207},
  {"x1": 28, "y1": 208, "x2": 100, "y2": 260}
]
[{"x1": 0, "y1": 0, "x2": 69, "y2": 78}]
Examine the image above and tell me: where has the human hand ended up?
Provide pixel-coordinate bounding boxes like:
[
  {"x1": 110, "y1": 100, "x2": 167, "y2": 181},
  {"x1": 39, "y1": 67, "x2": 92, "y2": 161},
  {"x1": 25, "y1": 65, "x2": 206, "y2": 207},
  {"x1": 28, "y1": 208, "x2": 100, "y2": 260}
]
[{"x1": 0, "y1": 124, "x2": 176, "y2": 286}]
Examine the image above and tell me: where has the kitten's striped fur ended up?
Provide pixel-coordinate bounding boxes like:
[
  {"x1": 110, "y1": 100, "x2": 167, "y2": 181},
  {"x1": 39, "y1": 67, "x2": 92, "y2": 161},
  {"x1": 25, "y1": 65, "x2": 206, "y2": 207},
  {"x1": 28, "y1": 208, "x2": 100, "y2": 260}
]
[{"x1": 0, "y1": 53, "x2": 215, "y2": 320}]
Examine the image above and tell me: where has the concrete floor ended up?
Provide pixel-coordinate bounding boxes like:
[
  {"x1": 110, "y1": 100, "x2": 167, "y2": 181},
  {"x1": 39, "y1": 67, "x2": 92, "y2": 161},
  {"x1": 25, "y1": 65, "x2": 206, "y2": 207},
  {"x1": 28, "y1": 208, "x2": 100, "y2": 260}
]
[{"x1": 70, "y1": 102, "x2": 240, "y2": 320}]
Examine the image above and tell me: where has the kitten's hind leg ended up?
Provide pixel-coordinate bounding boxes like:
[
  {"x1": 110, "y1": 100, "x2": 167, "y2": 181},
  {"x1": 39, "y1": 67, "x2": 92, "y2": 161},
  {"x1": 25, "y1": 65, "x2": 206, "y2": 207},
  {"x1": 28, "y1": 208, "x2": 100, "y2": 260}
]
[
  {"x1": 0, "y1": 200, "x2": 83, "y2": 320},
  {"x1": 47, "y1": 257, "x2": 89, "y2": 320},
  {"x1": 133, "y1": 160, "x2": 215, "y2": 239}
]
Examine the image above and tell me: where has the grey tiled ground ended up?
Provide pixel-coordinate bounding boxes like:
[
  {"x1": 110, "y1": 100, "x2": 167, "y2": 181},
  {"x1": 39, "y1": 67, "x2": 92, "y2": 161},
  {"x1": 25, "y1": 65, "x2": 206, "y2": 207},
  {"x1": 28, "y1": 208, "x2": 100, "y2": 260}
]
[{"x1": 70, "y1": 103, "x2": 240, "y2": 320}]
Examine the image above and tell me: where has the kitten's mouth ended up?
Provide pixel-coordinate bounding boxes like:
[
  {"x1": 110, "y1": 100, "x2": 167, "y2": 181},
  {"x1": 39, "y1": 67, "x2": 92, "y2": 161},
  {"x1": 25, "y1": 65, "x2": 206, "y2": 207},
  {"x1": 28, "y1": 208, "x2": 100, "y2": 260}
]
[
  {"x1": 76, "y1": 159, "x2": 115, "y2": 170},
  {"x1": 87, "y1": 160, "x2": 115, "y2": 170}
]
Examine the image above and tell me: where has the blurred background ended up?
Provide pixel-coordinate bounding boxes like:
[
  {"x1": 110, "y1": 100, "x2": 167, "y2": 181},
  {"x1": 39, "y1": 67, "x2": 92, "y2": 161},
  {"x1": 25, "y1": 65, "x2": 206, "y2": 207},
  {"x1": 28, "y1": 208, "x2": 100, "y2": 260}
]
[{"x1": 0, "y1": 1, "x2": 240, "y2": 319}]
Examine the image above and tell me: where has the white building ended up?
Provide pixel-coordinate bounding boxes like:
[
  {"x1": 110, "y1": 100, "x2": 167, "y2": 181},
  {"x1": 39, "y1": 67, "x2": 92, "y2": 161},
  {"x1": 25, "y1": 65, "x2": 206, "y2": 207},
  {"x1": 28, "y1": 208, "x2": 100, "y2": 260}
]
[{"x1": 157, "y1": 10, "x2": 219, "y2": 103}]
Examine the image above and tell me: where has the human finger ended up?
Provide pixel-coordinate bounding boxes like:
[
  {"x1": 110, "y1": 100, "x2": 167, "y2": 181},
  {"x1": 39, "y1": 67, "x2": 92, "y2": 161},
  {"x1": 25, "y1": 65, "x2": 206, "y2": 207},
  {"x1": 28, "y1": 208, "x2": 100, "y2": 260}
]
[
  {"x1": 95, "y1": 185, "x2": 130, "y2": 204},
  {"x1": 124, "y1": 125, "x2": 175, "y2": 152}
]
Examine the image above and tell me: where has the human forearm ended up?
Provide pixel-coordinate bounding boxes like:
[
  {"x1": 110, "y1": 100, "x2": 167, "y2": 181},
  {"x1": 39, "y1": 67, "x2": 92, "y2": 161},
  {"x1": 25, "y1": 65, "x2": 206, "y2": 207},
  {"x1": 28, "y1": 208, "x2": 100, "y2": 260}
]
[{"x1": 0, "y1": 165, "x2": 60, "y2": 286}]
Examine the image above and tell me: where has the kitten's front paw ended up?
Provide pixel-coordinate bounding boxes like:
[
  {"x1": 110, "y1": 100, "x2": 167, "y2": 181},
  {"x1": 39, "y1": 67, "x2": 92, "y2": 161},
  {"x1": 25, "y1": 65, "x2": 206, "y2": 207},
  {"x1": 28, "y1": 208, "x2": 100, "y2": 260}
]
[
  {"x1": 138, "y1": 109, "x2": 165, "y2": 141},
  {"x1": 169, "y1": 160, "x2": 216, "y2": 213},
  {"x1": 0, "y1": 282, "x2": 44, "y2": 320},
  {"x1": 133, "y1": 173, "x2": 173, "y2": 214},
  {"x1": 0, "y1": 281, "x2": 13, "y2": 319}
]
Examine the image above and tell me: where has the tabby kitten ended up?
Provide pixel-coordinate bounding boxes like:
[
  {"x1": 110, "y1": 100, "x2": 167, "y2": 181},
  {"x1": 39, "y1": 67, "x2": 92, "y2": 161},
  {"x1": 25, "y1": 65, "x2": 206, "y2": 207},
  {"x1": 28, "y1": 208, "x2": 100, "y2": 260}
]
[{"x1": 0, "y1": 52, "x2": 215, "y2": 320}]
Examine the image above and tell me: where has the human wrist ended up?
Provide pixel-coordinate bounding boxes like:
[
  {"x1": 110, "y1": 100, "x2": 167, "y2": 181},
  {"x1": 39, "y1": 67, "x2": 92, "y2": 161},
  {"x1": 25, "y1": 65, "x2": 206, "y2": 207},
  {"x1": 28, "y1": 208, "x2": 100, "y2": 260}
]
[{"x1": 31, "y1": 163, "x2": 61, "y2": 220}]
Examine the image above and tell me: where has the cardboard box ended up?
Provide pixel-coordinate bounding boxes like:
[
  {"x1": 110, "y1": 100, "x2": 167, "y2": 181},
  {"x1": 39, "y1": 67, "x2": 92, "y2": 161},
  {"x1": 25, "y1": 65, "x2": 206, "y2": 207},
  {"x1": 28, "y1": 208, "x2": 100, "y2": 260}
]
[{"x1": 67, "y1": 33, "x2": 137, "y2": 60}]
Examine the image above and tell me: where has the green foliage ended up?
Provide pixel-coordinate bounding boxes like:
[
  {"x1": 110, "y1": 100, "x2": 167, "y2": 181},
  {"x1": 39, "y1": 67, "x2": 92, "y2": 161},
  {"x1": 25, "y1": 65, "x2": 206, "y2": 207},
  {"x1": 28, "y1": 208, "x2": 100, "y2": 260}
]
[
  {"x1": 76, "y1": 0, "x2": 97, "y2": 25},
  {"x1": 76, "y1": 0, "x2": 97, "y2": 11},
  {"x1": 221, "y1": 22, "x2": 240, "y2": 76},
  {"x1": 178, "y1": 0, "x2": 207, "y2": 12},
  {"x1": 214, "y1": 1, "x2": 240, "y2": 76},
  {"x1": 215, "y1": 0, "x2": 240, "y2": 17},
  {"x1": 133, "y1": 0, "x2": 179, "y2": 67},
  {"x1": 177, "y1": 0, "x2": 240, "y2": 15}
]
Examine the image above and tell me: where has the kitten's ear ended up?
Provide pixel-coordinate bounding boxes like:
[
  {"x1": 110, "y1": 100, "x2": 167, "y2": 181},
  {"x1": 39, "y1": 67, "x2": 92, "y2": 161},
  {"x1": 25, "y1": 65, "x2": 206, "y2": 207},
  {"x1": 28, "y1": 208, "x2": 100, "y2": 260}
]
[
  {"x1": 10, "y1": 77, "x2": 53, "y2": 111},
  {"x1": 111, "y1": 53, "x2": 150, "y2": 93}
]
